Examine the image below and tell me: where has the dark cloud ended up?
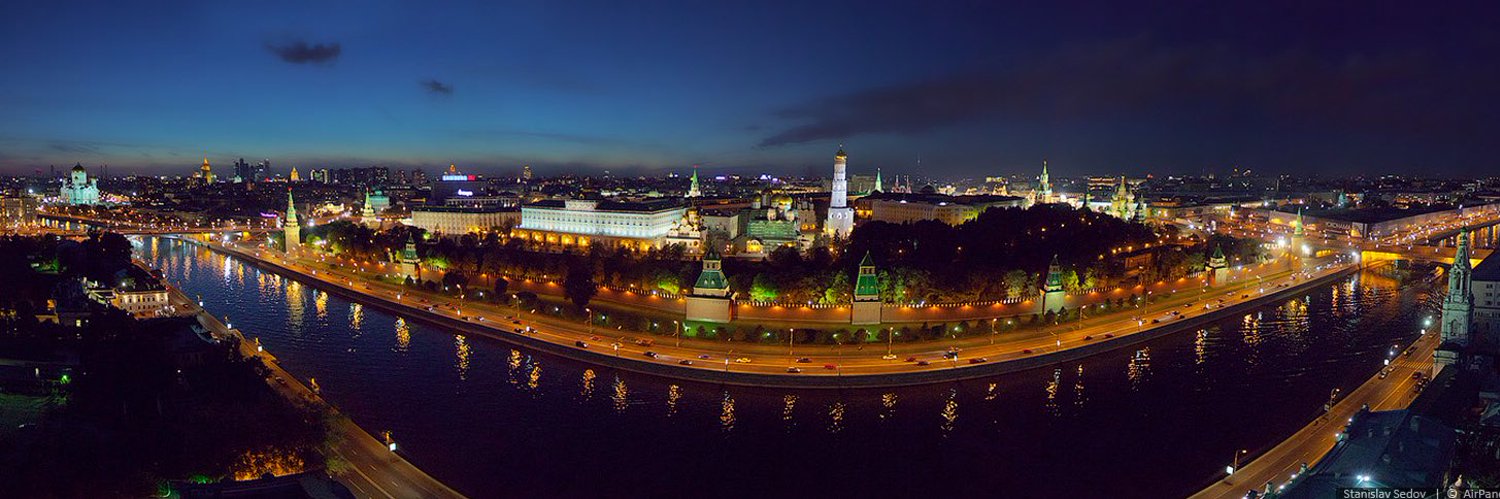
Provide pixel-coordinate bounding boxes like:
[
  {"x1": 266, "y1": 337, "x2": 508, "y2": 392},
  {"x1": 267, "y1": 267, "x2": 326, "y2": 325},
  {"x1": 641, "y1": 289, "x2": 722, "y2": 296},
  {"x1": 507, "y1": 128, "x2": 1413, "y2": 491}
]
[
  {"x1": 421, "y1": 79, "x2": 454, "y2": 95},
  {"x1": 265, "y1": 40, "x2": 342, "y2": 64},
  {"x1": 760, "y1": 37, "x2": 1500, "y2": 149}
]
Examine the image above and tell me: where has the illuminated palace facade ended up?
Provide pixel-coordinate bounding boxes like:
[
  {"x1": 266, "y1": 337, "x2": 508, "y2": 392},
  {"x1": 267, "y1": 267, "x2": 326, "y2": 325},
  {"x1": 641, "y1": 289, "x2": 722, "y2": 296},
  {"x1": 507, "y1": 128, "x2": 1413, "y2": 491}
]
[{"x1": 514, "y1": 198, "x2": 688, "y2": 251}]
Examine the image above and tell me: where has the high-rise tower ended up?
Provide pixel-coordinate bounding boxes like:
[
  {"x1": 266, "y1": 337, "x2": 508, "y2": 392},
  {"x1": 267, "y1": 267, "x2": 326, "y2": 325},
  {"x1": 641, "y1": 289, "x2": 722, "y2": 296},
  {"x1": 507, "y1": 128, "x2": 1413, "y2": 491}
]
[
  {"x1": 283, "y1": 189, "x2": 301, "y2": 252},
  {"x1": 1042, "y1": 255, "x2": 1067, "y2": 313},
  {"x1": 1442, "y1": 229, "x2": 1475, "y2": 346},
  {"x1": 1035, "y1": 160, "x2": 1053, "y2": 204},
  {"x1": 687, "y1": 166, "x2": 702, "y2": 198},
  {"x1": 824, "y1": 147, "x2": 854, "y2": 238},
  {"x1": 851, "y1": 251, "x2": 882, "y2": 325}
]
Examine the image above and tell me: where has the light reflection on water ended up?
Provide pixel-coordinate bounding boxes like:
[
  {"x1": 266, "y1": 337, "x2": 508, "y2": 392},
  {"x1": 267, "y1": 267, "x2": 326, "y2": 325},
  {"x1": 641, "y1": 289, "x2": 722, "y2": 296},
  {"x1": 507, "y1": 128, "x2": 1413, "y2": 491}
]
[{"x1": 140, "y1": 237, "x2": 1435, "y2": 498}]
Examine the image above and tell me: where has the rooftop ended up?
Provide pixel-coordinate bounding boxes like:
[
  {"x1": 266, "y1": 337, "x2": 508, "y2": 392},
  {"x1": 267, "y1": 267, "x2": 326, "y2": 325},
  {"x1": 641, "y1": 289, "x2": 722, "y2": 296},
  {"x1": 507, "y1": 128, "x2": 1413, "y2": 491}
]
[
  {"x1": 1474, "y1": 249, "x2": 1500, "y2": 281},
  {"x1": 1304, "y1": 205, "x2": 1454, "y2": 224}
]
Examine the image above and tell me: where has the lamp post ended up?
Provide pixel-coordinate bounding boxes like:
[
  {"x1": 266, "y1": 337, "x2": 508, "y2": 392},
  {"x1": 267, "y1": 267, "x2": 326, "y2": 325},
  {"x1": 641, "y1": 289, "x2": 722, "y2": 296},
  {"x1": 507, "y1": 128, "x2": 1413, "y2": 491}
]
[
  {"x1": 1225, "y1": 448, "x2": 1248, "y2": 483},
  {"x1": 788, "y1": 328, "x2": 795, "y2": 357},
  {"x1": 586, "y1": 308, "x2": 594, "y2": 336}
]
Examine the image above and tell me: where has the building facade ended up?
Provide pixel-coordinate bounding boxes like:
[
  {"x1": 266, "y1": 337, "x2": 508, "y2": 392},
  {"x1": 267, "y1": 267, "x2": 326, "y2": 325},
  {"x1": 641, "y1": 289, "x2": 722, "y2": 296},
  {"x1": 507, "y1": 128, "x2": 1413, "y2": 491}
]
[
  {"x1": 514, "y1": 198, "x2": 685, "y2": 250},
  {"x1": 411, "y1": 206, "x2": 521, "y2": 237},
  {"x1": 855, "y1": 192, "x2": 1024, "y2": 226}
]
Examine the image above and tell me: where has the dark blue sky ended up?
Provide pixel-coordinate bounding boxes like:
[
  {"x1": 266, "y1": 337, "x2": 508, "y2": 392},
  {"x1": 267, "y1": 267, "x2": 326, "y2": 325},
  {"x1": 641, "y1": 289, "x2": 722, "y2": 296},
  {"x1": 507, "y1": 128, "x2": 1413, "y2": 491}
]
[{"x1": 2, "y1": 1, "x2": 1496, "y2": 178}]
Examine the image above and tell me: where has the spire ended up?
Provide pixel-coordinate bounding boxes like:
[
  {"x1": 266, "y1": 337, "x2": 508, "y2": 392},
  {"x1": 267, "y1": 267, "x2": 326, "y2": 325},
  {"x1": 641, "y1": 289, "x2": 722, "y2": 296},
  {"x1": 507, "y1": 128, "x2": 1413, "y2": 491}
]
[
  {"x1": 1455, "y1": 228, "x2": 1473, "y2": 270},
  {"x1": 854, "y1": 251, "x2": 880, "y2": 300},
  {"x1": 874, "y1": 168, "x2": 883, "y2": 193},
  {"x1": 687, "y1": 165, "x2": 702, "y2": 198},
  {"x1": 835, "y1": 145, "x2": 847, "y2": 160},
  {"x1": 285, "y1": 188, "x2": 298, "y2": 220},
  {"x1": 1044, "y1": 255, "x2": 1064, "y2": 292},
  {"x1": 1293, "y1": 207, "x2": 1305, "y2": 237}
]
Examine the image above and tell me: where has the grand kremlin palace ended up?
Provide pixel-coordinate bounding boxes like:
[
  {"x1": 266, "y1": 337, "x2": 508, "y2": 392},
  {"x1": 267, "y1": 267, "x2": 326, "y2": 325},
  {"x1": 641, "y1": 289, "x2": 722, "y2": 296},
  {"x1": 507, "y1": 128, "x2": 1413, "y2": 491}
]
[{"x1": 514, "y1": 198, "x2": 686, "y2": 251}]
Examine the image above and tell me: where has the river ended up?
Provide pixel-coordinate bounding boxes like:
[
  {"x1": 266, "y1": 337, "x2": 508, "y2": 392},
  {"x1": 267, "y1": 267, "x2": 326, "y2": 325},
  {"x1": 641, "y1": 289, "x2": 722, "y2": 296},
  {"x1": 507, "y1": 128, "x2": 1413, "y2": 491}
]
[{"x1": 138, "y1": 237, "x2": 1436, "y2": 498}]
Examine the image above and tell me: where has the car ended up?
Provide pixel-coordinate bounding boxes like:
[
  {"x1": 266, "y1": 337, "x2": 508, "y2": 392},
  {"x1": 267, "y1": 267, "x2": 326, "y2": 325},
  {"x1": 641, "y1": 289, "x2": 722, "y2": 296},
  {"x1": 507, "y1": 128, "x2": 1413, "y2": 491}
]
[
  {"x1": 881, "y1": 354, "x2": 898, "y2": 360},
  {"x1": 1021, "y1": 349, "x2": 1033, "y2": 354},
  {"x1": 1104, "y1": 334, "x2": 1114, "y2": 339},
  {"x1": 513, "y1": 328, "x2": 523, "y2": 333},
  {"x1": 968, "y1": 357, "x2": 988, "y2": 364},
  {"x1": 574, "y1": 341, "x2": 588, "y2": 348},
  {"x1": 512, "y1": 320, "x2": 522, "y2": 325},
  {"x1": 943, "y1": 351, "x2": 959, "y2": 360},
  {"x1": 678, "y1": 359, "x2": 694, "y2": 366},
  {"x1": 589, "y1": 335, "x2": 600, "y2": 341},
  {"x1": 634, "y1": 338, "x2": 654, "y2": 346},
  {"x1": 823, "y1": 364, "x2": 837, "y2": 370},
  {"x1": 643, "y1": 351, "x2": 658, "y2": 358},
  {"x1": 786, "y1": 367, "x2": 802, "y2": 373},
  {"x1": 905, "y1": 356, "x2": 918, "y2": 362},
  {"x1": 797, "y1": 357, "x2": 812, "y2": 363},
  {"x1": 1151, "y1": 319, "x2": 1161, "y2": 324},
  {"x1": 1083, "y1": 335, "x2": 1094, "y2": 341},
  {"x1": 1378, "y1": 368, "x2": 1389, "y2": 379},
  {"x1": 1241, "y1": 294, "x2": 1250, "y2": 299},
  {"x1": 735, "y1": 357, "x2": 752, "y2": 364},
  {"x1": 476, "y1": 316, "x2": 485, "y2": 322},
  {"x1": 916, "y1": 360, "x2": 931, "y2": 366},
  {"x1": 698, "y1": 354, "x2": 711, "y2": 360}
]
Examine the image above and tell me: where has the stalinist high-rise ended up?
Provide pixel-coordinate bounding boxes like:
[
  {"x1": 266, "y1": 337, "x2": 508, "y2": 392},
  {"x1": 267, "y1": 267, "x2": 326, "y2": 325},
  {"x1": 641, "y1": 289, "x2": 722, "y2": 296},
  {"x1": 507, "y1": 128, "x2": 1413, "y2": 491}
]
[{"x1": 824, "y1": 147, "x2": 854, "y2": 238}]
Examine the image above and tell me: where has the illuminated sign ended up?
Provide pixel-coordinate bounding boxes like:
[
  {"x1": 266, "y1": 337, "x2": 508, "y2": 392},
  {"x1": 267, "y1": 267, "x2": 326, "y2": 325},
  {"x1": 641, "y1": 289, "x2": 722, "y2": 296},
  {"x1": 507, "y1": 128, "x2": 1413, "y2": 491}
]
[
  {"x1": 441, "y1": 174, "x2": 477, "y2": 181},
  {"x1": 456, "y1": 189, "x2": 474, "y2": 197}
]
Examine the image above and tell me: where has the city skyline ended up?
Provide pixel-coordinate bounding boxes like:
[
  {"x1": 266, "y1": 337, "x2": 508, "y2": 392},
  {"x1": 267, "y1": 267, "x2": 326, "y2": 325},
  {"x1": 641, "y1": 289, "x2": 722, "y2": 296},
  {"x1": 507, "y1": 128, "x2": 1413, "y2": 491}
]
[{"x1": 4, "y1": 2, "x2": 1499, "y2": 177}]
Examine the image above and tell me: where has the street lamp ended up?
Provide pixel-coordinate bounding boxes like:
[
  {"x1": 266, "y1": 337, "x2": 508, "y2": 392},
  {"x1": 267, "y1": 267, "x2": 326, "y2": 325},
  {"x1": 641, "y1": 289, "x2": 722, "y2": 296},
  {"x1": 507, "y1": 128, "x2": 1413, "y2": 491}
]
[
  {"x1": 788, "y1": 328, "x2": 795, "y2": 357},
  {"x1": 1225, "y1": 448, "x2": 1247, "y2": 482},
  {"x1": 674, "y1": 320, "x2": 682, "y2": 347}
]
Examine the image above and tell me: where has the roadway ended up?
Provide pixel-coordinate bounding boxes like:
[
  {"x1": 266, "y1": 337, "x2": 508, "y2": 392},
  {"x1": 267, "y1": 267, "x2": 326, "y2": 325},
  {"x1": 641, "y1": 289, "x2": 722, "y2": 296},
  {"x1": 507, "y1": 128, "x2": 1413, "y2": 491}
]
[{"x1": 1188, "y1": 325, "x2": 1438, "y2": 499}]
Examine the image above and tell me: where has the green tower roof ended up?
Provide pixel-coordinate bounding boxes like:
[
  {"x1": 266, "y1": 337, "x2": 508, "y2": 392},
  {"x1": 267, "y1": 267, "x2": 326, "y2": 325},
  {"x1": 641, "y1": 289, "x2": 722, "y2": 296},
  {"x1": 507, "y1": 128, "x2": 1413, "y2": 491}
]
[
  {"x1": 854, "y1": 251, "x2": 880, "y2": 299},
  {"x1": 693, "y1": 249, "x2": 728, "y2": 292}
]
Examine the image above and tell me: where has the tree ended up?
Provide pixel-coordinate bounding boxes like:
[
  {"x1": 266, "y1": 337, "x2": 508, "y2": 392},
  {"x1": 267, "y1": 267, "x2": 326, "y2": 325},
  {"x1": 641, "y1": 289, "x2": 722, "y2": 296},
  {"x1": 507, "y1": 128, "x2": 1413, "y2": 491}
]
[
  {"x1": 1003, "y1": 270, "x2": 1031, "y2": 300},
  {"x1": 493, "y1": 276, "x2": 509, "y2": 297},
  {"x1": 563, "y1": 263, "x2": 597, "y2": 311}
]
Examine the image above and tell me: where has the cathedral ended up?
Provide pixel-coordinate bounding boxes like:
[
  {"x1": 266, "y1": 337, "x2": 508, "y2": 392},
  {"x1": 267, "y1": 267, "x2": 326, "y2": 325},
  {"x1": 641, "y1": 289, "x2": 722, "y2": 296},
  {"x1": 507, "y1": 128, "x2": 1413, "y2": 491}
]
[{"x1": 58, "y1": 163, "x2": 100, "y2": 205}]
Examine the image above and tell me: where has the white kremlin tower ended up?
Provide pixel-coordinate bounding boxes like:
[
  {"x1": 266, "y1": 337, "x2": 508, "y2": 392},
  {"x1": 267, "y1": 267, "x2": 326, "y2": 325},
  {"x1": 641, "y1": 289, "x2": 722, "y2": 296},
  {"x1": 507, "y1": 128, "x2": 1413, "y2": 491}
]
[{"x1": 824, "y1": 147, "x2": 854, "y2": 238}]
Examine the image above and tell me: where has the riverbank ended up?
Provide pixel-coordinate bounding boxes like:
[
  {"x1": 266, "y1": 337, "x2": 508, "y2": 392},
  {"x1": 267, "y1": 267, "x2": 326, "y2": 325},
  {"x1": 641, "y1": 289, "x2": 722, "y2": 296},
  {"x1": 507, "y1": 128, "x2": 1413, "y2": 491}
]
[{"x1": 174, "y1": 236, "x2": 1363, "y2": 389}]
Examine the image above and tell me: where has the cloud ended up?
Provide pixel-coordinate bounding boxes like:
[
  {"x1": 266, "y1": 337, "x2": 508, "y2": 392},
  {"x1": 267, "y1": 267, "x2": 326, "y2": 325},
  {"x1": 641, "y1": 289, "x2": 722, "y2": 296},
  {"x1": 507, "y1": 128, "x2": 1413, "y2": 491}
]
[
  {"x1": 759, "y1": 37, "x2": 1500, "y2": 147},
  {"x1": 421, "y1": 79, "x2": 454, "y2": 95},
  {"x1": 265, "y1": 40, "x2": 342, "y2": 64}
]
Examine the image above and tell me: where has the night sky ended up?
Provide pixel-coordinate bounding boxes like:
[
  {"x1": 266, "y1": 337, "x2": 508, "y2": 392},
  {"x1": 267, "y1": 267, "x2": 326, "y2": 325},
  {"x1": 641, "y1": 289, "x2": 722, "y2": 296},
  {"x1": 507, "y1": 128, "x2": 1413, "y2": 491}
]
[{"x1": 2, "y1": 1, "x2": 1496, "y2": 178}]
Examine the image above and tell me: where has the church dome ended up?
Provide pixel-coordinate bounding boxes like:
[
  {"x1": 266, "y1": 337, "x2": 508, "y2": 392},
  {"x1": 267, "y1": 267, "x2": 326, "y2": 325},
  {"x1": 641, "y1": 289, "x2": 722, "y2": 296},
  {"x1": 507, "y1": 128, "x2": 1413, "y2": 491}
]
[{"x1": 72, "y1": 163, "x2": 86, "y2": 172}]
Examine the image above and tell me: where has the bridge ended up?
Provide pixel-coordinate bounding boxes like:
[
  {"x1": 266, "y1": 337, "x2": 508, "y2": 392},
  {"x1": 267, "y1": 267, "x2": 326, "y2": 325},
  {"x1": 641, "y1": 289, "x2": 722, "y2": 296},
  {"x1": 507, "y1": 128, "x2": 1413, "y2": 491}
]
[{"x1": 35, "y1": 212, "x2": 280, "y2": 236}]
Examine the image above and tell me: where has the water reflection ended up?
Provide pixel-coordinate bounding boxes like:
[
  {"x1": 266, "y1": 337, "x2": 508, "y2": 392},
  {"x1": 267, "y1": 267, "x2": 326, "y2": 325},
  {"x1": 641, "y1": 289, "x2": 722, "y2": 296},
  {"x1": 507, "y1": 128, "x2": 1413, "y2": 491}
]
[
  {"x1": 349, "y1": 303, "x2": 364, "y2": 330},
  {"x1": 666, "y1": 385, "x2": 680, "y2": 417},
  {"x1": 829, "y1": 401, "x2": 847, "y2": 434},
  {"x1": 938, "y1": 390, "x2": 957, "y2": 437},
  {"x1": 611, "y1": 376, "x2": 629, "y2": 413},
  {"x1": 579, "y1": 369, "x2": 596, "y2": 400},
  {"x1": 1073, "y1": 364, "x2": 1086, "y2": 410},
  {"x1": 394, "y1": 318, "x2": 410, "y2": 352},
  {"x1": 1044, "y1": 368, "x2": 1061, "y2": 416},
  {"x1": 879, "y1": 393, "x2": 897, "y2": 421},
  {"x1": 1127, "y1": 348, "x2": 1151, "y2": 390},
  {"x1": 454, "y1": 335, "x2": 471, "y2": 381},
  {"x1": 720, "y1": 392, "x2": 736, "y2": 432},
  {"x1": 782, "y1": 394, "x2": 798, "y2": 428}
]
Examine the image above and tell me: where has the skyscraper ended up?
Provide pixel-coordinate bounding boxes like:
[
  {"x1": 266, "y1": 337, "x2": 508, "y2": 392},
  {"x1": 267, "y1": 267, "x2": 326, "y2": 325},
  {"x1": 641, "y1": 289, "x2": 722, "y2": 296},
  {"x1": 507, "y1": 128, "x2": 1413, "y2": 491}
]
[{"x1": 824, "y1": 147, "x2": 854, "y2": 238}]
